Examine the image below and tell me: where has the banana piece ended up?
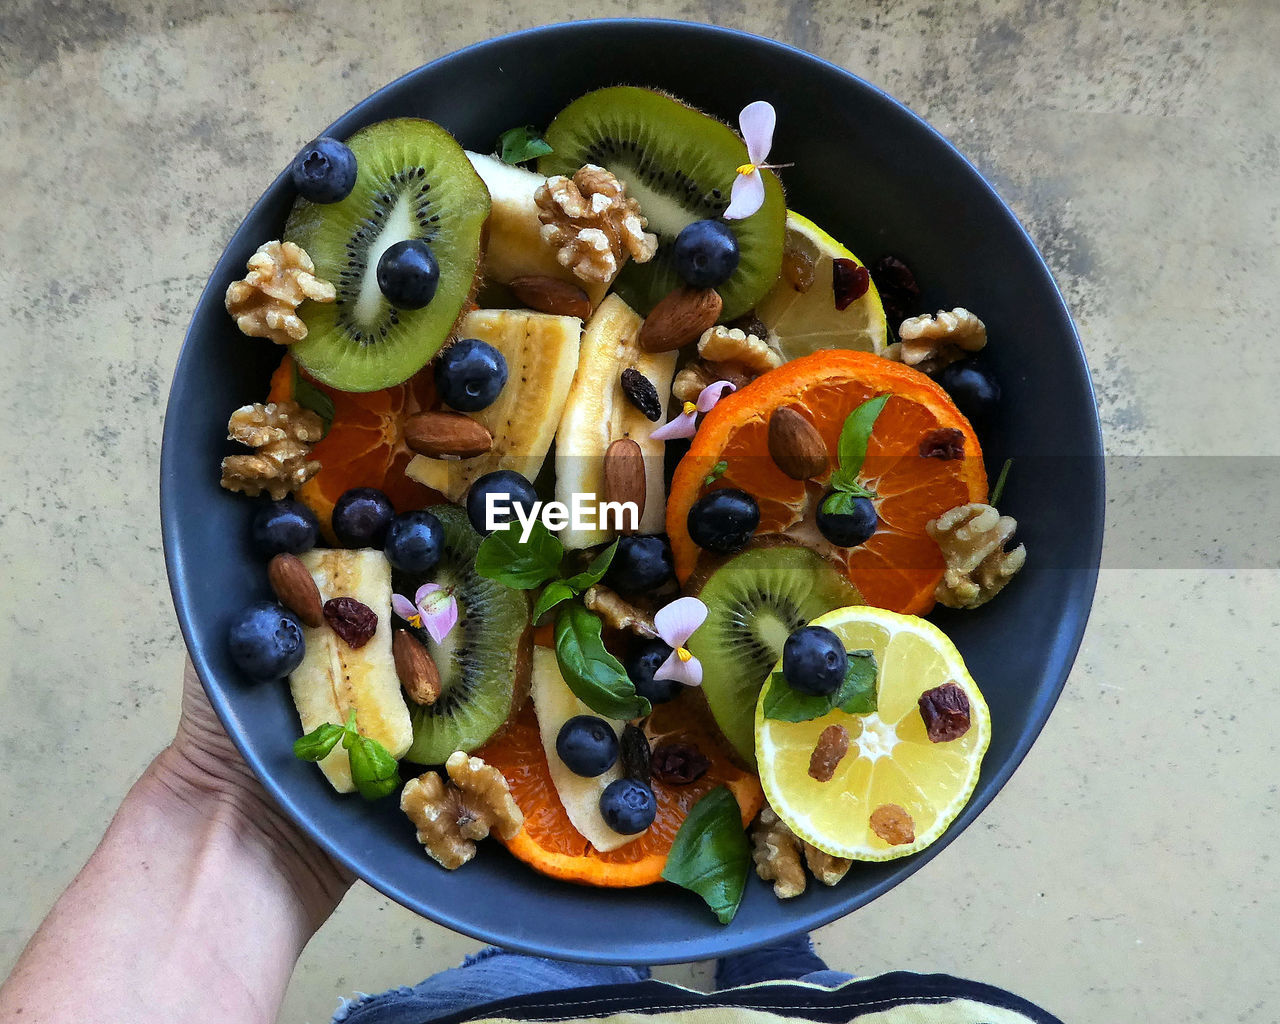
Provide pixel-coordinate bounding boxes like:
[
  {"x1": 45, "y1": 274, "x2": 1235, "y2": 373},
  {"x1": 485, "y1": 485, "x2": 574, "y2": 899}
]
[
  {"x1": 289, "y1": 549, "x2": 413, "y2": 793},
  {"x1": 466, "y1": 151, "x2": 611, "y2": 306},
  {"x1": 405, "y1": 309, "x2": 580, "y2": 501},
  {"x1": 555, "y1": 295, "x2": 677, "y2": 548},
  {"x1": 530, "y1": 647, "x2": 636, "y2": 854}
]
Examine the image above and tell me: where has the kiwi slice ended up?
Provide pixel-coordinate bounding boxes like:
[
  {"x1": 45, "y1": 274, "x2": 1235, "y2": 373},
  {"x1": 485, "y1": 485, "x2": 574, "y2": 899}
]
[
  {"x1": 539, "y1": 86, "x2": 786, "y2": 320},
  {"x1": 687, "y1": 541, "x2": 861, "y2": 768},
  {"x1": 392, "y1": 505, "x2": 531, "y2": 765},
  {"x1": 284, "y1": 119, "x2": 490, "y2": 392}
]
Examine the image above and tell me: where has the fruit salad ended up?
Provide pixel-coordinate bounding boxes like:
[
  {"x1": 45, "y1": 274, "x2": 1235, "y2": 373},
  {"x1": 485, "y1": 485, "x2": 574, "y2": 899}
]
[{"x1": 217, "y1": 87, "x2": 1026, "y2": 923}]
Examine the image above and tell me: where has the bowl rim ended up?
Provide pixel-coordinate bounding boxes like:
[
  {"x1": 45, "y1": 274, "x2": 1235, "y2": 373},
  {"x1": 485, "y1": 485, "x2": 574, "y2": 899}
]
[{"x1": 161, "y1": 17, "x2": 1105, "y2": 963}]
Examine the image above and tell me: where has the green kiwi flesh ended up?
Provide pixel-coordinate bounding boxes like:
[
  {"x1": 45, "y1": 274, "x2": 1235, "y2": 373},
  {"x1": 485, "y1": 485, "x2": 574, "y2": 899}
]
[
  {"x1": 392, "y1": 505, "x2": 531, "y2": 765},
  {"x1": 284, "y1": 119, "x2": 490, "y2": 392},
  {"x1": 539, "y1": 87, "x2": 785, "y2": 321},
  {"x1": 687, "y1": 542, "x2": 861, "y2": 768}
]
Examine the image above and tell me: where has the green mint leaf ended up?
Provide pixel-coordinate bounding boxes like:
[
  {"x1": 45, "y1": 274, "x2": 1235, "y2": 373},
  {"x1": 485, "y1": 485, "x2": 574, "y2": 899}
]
[
  {"x1": 497, "y1": 125, "x2": 553, "y2": 165},
  {"x1": 762, "y1": 651, "x2": 879, "y2": 723},
  {"x1": 554, "y1": 602, "x2": 651, "y2": 720},
  {"x1": 661, "y1": 786, "x2": 750, "y2": 924},
  {"x1": 291, "y1": 362, "x2": 335, "y2": 436},
  {"x1": 475, "y1": 522, "x2": 564, "y2": 590},
  {"x1": 563, "y1": 539, "x2": 618, "y2": 593},
  {"x1": 821, "y1": 489, "x2": 861, "y2": 517},
  {"x1": 292, "y1": 722, "x2": 346, "y2": 761},
  {"x1": 990, "y1": 457, "x2": 1013, "y2": 505},
  {"x1": 343, "y1": 730, "x2": 401, "y2": 801},
  {"x1": 704, "y1": 460, "x2": 728, "y2": 486},
  {"x1": 532, "y1": 580, "x2": 576, "y2": 624},
  {"x1": 835, "y1": 394, "x2": 890, "y2": 478}
]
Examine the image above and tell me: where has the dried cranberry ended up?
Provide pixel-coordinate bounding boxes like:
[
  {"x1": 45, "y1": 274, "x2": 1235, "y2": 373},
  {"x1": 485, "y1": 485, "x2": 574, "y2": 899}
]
[
  {"x1": 323, "y1": 597, "x2": 378, "y2": 649},
  {"x1": 870, "y1": 255, "x2": 921, "y2": 326},
  {"x1": 918, "y1": 682, "x2": 971, "y2": 742},
  {"x1": 620, "y1": 724, "x2": 652, "y2": 784},
  {"x1": 919, "y1": 427, "x2": 966, "y2": 460},
  {"x1": 650, "y1": 741, "x2": 711, "y2": 786},
  {"x1": 832, "y1": 259, "x2": 870, "y2": 310}
]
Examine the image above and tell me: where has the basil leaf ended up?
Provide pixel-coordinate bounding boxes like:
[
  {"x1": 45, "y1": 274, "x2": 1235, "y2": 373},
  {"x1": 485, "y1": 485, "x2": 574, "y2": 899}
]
[
  {"x1": 762, "y1": 651, "x2": 879, "y2": 722},
  {"x1": 292, "y1": 722, "x2": 346, "y2": 761},
  {"x1": 554, "y1": 602, "x2": 651, "y2": 720},
  {"x1": 343, "y1": 731, "x2": 401, "y2": 801},
  {"x1": 563, "y1": 540, "x2": 618, "y2": 592},
  {"x1": 291, "y1": 362, "x2": 335, "y2": 436},
  {"x1": 475, "y1": 522, "x2": 563, "y2": 590},
  {"x1": 497, "y1": 125, "x2": 553, "y2": 165},
  {"x1": 661, "y1": 786, "x2": 750, "y2": 924},
  {"x1": 821, "y1": 489, "x2": 861, "y2": 516},
  {"x1": 835, "y1": 394, "x2": 889, "y2": 477},
  {"x1": 532, "y1": 580, "x2": 576, "y2": 624},
  {"x1": 704, "y1": 460, "x2": 728, "y2": 486},
  {"x1": 990, "y1": 457, "x2": 1013, "y2": 505}
]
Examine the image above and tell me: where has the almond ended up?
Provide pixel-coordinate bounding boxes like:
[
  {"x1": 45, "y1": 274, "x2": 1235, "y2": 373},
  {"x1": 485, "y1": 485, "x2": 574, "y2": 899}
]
[
  {"x1": 768, "y1": 406, "x2": 828, "y2": 480},
  {"x1": 602, "y1": 437, "x2": 646, "y2": 530},
  {"x1": 268, "y1": 553, "x2": 323, "y2": 627},
  {"x1": 508, "y1": 275, "x2": 592, "y2": 319},
  {"x1": 639, "y1": 286, "x2": 723, "y2": 352},
  {"x1": 403, "y1": 411, "x2": 493, "y2": 459},
  {"x1": 393, "y1": 629, "x2": 441, "y2": 706}
]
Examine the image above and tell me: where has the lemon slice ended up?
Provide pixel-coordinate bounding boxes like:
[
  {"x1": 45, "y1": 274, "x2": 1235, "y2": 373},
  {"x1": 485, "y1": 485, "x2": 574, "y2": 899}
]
[
  {"x1": 755, "y1": 606, "x2": 990, "y2": 861},
  {"x1": 755, "y1": 211, "x2": 887, "y2": 360}
]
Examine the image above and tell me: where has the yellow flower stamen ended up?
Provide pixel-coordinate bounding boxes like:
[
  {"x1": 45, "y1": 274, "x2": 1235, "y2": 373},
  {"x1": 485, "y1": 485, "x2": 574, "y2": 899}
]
[
  {"x1": 682, "y1": 401, "x2": 698, "y2": 416},
  {"x1": 736, "y1": 163, "x2": 757, "y2": 176},
  {"x1": 407, "y1": 613, "x2": 422, "y2": 629},
  {"x1": 676, "y1": 646, "x2": 693, "y2": 662}
]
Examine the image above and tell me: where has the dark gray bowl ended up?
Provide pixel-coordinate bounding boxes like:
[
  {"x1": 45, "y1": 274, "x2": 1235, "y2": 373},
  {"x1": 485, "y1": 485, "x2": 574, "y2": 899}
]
[{"x1": 161, "y1": 20, "x2": 1103, "y2": 963}]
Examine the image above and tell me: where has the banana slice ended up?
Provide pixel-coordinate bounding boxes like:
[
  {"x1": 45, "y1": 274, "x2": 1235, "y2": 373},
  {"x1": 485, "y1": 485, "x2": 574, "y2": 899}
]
[
  {"x1": 466, "y1": 151, "x2": 611, "y2": 306},
  {"x1": 555, "y1": 295, "x2": 677, "y2": 548},
  {"x1": 289, "y1": 549, "x2": 412, "y2": 793},
  {"x1": 530, "y1": 647, "x2": 636, "y2": 854},
  {"x1": 405, "y1": 309, "x2": 580, "y2": 502}
]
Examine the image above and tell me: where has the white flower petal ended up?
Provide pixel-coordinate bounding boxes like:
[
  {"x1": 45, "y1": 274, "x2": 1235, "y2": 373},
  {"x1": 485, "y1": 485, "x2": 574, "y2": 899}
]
[
  {"x1": 391, "y1": 594, "x2": 418, "y2": 621},
  {"x1": 723, "y1": 170, "x2": 766, "y2": 221},
  {"x1": 653, "y1": 650, "x2": 703, "y2": 687},
  {"x1": 418, "y1": 591, "x2": 458, "y2": 644},
  {"x1": 650, "y1": 411, "x2": 699, "y2": 441},
  {"x1": 414, "y1": 582, "x2": 444, "y2": 604},
  {"x1": 739, "y1": 100, "x2": 776, "y2": 165},
  {"x1": 653, "y1": 596, "x2": 709, "y2": 649}
]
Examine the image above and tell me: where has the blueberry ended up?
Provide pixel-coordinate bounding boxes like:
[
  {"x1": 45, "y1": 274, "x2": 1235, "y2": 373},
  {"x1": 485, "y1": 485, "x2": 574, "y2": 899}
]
[
  {"x1": 687, "y1": 488, "x2": 759, "y2": 554},
  {"x1": 673, "y1": 219, "x2": 741, "y2": 288},
  {"x1": 383, "y1": 510, "x2": 444, "y2": 574},
  {"x1": 625, "y1": 639, "x2": 683, "y2": 705},
  {"x1": 599, "y1": 777, "x2": 658, "y2": 835},
  {"x1": 251, "y1": 499, "x2": 319, "y2": 557},
  {"x1": 228, "y1": 601, "x2": 305, "y2": 682},
  {"x1": 289, "y1": 137, "x2": 357, "y2": 204},
  {"x1": 816, "y1": 493, "x2": 878, "y2": 547},
  {"x1": 331, "y1": 487, "x2": 395, "y2": 548},
  {"x1": 435, "y1": 338, "x2": 508, "y2": 412},
  {"x1": 606, "y1": 535, "x2": 674, "y2": 595},
  {"x1": 934, "y1": 359, "x2": 1001, "y2": 431},
  {"x1": 782, "y1": 625, "x2": 849, "y2": 697},
  {"x1": 376, "y1": 239, "x2": 440, "y2": 310},
  {"x1": 465, "y1": 470, "x2": 538, "y2": 535},
  {"x1": 556, "y1": 715, "x2": 620, "y2": 778}
]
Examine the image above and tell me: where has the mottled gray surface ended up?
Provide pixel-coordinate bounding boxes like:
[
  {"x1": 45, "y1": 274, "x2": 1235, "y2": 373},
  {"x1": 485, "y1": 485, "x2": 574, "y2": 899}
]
[{"x1": 2, "y1": 2, "x2": 1277, "y2": 1022}]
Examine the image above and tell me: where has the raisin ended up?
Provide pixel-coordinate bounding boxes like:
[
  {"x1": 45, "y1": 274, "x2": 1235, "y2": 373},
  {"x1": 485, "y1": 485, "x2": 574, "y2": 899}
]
[
  {"x1": 808, "y1": 724, "x2": 850, "y2": 782},
  {"x1": 781, "y1": 243, "x2": 817, "y2": 293},
  {"x1": 729, "y1": 311, "x2": 770, "y2": 340},
  {"x1": 323, "y1": 597, "x2": 378, "y2": 649},
  {"x1": 918, "y1": 682, "x2": 971, "y2": 742},
  {"x1": 870, "y1": 255, "x2": 921, "y2": 327},
  {"x1": 832, "y1": 259, "x2": 870, "y2": 310},
  {"x1": 620, "y1": 367, "x2": 662, "y2": 422},
  {"x1": 869, "y1": 803, "x2": 915, "y2": 845},
  {"x1": 650, "y1": 741, "x2": 710, "y2": 786},
  {"x1": 620, "y1": 724, "x2": 651, "y2": 784},
  {"x1": 919, "y1": 427, "x2": 966, "y2": 460}
]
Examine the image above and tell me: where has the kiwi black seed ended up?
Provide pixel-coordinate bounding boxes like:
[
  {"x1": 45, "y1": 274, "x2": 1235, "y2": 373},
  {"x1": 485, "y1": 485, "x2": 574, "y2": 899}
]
[
  {"x1": 539, "y1": 87, "x2": 786, "y2": 320},
  {"x1": 686, "y1": 541, "x2": 861, "y2": 767},
  {"x1": 392, "y1": 504, "x2": 530, "y2": 765},
  {"x1": 283, "y1": 119, "x2": 490, "y2": 393}
]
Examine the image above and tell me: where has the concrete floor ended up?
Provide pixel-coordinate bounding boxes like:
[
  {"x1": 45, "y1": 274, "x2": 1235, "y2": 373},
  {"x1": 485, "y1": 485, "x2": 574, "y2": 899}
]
[{"x1": 3, "y1": 1, "x2": 1277, "y2": 1021}]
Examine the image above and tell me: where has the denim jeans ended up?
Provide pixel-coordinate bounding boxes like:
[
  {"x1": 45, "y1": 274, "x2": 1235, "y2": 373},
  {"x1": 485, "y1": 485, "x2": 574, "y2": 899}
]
[{"x1": 332, "y1": 935, "x2": 851, "y2": 1024}]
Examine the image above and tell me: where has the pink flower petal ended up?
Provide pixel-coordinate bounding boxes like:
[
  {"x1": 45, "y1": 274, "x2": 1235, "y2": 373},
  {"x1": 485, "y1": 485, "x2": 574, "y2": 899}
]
[
  {"x1": 696, "y1": 379, "x2": 736, "y2": 412},
  {"x1": 653, "y1": 649, "x2": 703, "y2": 687},
  {"x1": 391, "y1": 594, "x2": 418, "y2": 621},
  {"x1": 650, "y1": 410, "x2": 698, "y2": 441},
  {"x1": 738, "y1": 100, "x2": 776, "y2": 165},
  {"x1": 416, "y1": 588, "x2": 458, "y2": 644},
  {"x1": 415, "y1": 582, "x2": 444, "y2": 605},
  {"x1": 653, "y1": 596, "x2": 709, "y2": 650},
  {"x1": 723, "y1": 169, "x2": 765, "y2": 221}
]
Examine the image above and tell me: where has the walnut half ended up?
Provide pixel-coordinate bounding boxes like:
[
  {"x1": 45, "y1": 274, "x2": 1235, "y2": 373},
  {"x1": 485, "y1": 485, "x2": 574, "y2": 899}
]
[
  {"x1": 885, "y1": 307, "x2": 986, "y2": 375},
  {"x1": 750, "y1": 805, "x2": 854, "y2": 899},
  {"x1": 927, "y1": 502, "x2": 1026, "y2": 609},
  {"x1": 534, "y1": 166, "x2": 657, "y2": 284},
  {"x1": 400, "y1": 752, "x2": 524, "y2": 870},
  {"x1": 672, "y1": 325, "x2": 784, "y2": 404},
  {"x1": 219, "y1": 401, "x2": 323, "y2": 500},
  {"x1": 224, "y1": 240, "x2": 336, "y2": 345}
]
